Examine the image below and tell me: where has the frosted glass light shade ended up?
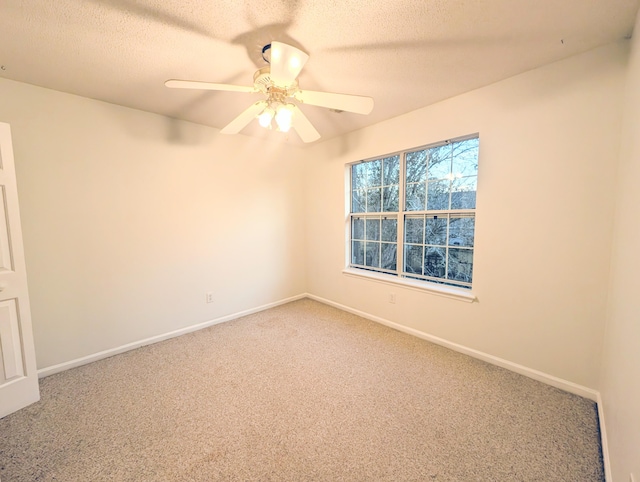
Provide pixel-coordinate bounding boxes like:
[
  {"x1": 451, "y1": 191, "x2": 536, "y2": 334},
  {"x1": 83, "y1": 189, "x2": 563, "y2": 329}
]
[{"x1": 275, "y1": 105, "x2": 294, "y2": 132}]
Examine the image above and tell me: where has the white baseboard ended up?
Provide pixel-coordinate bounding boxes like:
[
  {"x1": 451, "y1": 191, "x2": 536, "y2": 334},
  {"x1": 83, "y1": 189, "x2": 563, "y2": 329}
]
[
  {"x1": 306, "y1": 294, "x2": 600, "y2": 401},
  {"x1": 37, "y1": 293, "x2": 307, "y2": 378},
  {"x1": 596, "y1": 392, "x2": 612, "y2": 482}
]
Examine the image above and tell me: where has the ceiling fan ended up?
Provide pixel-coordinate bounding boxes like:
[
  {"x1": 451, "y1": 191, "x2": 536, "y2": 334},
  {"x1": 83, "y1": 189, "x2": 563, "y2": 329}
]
[{"x1": 165, "y1": 42, "x2": 374, "y2": 143}]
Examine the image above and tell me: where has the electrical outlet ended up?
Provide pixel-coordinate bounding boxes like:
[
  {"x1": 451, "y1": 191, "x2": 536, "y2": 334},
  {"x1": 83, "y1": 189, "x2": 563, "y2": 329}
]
[
  {"x1": 206, "y1": 292, "x2": 214, "y2": 303},
  {"x1": 389, "y1": 293, "x2": 396, "y2": 304},
  {"x1": 630, "y1": 473, "x2": 635, "y2": 482}
]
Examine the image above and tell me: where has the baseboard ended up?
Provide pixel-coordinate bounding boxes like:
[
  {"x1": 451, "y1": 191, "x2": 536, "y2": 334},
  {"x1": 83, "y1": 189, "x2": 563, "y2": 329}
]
[
  {"x1": 596, "y1": 392, "x2": 612, "y2": 481},
  {"x1": 306, "y1": 294, "x2": 600, "y2": 401},
  {"x1": 37, "y1": 293, "x2": 307, "y2": 378}
]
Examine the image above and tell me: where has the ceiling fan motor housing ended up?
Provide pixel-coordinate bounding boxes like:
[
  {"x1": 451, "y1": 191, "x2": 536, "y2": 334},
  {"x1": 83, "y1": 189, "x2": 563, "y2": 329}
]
[
  {"x1": 253, "y1": 67, "x2": 272, "y2": 93},
  {"x1": 253, "y1": 67, "x2": 299, "y2": 95}
]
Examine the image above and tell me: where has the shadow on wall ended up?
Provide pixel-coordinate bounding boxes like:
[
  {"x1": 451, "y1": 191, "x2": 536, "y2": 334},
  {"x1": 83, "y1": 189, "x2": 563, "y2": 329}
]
[
  {"x1": 107, "y1": 103, "x2": 212, "y2": 145},
  {"x1": 311, "y1": 125, "x2": 366, "y2": 161}
]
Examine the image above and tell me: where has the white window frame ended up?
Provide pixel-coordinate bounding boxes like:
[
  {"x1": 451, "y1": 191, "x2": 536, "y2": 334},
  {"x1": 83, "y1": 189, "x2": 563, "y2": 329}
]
[{"x1": 344, "y1": 134, "x2": 479, "y2": 303}]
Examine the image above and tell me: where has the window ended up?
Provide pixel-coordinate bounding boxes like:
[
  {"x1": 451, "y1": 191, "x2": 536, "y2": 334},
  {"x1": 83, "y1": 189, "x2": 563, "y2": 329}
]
[{"x1": 349, "y1": 135, "x2": 479, "y2": 290}]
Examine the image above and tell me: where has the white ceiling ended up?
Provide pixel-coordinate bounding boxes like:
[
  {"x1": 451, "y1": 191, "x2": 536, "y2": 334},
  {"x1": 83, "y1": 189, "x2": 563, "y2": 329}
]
[{"x1": 0, "y1": 0, "x2": 638, "y2": 144}]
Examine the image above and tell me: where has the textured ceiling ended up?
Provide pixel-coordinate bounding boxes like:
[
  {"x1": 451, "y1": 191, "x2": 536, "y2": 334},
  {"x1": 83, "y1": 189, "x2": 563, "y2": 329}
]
[{"x1": 0, "y1": 0, "x2": 638, "y2": 144}]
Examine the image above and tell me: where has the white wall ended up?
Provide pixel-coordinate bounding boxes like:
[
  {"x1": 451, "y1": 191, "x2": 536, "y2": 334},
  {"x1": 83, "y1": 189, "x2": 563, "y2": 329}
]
[
  {"x1": 600, "y1": 11, "x2": 640, "y2": 482},
  {"x1": 305, "y1": 42, "x2": 628, "y2": 390},
  {"x1": 0, "y1": 78, "x2": 307, "y2": 369}
]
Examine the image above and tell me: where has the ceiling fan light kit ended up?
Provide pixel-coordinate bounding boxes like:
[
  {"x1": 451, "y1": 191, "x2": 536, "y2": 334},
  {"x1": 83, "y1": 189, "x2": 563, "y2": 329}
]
[
  {"x1": 274, "y1": 104, "x2": 294, "y2": 132},
  {"x1": 257, "y1": 103, "x2": 294, "y2": 132},
  {"x1": 258, "y1": 107, "x2": 275, "y2": 128},
  {"x1": 165, "y1": 41, "x2": 374, "y2": 143}
]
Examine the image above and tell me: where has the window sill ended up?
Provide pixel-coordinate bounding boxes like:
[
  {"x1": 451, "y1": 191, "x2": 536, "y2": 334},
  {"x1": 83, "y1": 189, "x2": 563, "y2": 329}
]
[{"x1": 342, "y1": 268, "x2": 477, "y2": 303}]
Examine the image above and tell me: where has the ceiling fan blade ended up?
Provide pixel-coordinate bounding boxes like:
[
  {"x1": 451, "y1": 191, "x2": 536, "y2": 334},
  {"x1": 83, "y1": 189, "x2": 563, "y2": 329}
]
[
  {"x1": 221, "y1": 101, "x2": 267, "y2": 134},
  {"x1": 269, "y1": 41, "x2": 309, "y2": 86},
  {"x1": 290, "y1": 105, "x2": 321, "y2": 143},
  {"x1": 165, "y1": 79, "x2": 255, "y2": 93},
  {"x1": 295, "y1": 90, "x2": 374, "y2": 115}
]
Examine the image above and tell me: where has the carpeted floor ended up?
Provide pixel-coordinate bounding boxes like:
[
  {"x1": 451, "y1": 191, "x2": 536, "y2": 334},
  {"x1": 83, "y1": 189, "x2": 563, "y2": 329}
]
[{"x1": 0, "y1": 299, "x2": 603, "y2": 481}]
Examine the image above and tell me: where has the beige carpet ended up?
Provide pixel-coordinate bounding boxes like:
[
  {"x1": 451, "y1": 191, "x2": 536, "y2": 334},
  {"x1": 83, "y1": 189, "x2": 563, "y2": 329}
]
[{"x1": 0, "y1": 299, "x2": 603, "y2": 481}]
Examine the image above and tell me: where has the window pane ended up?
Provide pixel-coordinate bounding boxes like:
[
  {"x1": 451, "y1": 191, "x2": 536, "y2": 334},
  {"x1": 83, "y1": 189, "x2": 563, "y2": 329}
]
[
  {"x1": 424, "y1": 247, "x2": 446, "y2": 278},
  {"x1": 404, "y1": 245, "x2": 423, "y2": 274},
  {"x1": 452, "y1": 138, "x2": 479, "y2": 177},
  {"x1": 367, "y1": 160, "x2": 382, "y2": 187},
  {"x1": 405, "y1": 182, "x2": 426, "y2": 211},
  {"x1": 428, "y1": 145, "x2": 452, "y2": 180},
  {"x1": 425, "y1": 216, "x2": 447, "y2": 246},
  {"x1": 352, "y1": 189, "x2": 365, "y2": 213},
  {"x1": 383, "y1": 156, "x2": 400, "y2": 185},
  {"x1": 405, "y1": 217, "x2": 424, "y2": 244},
  {"x1": 352, "y1": 241, "x2": 364, "y2": 265},
  {"x1": 352, "y1": 217, "x2": 365, "y2": 240},
  {"x1": 427, "y1": 180, "x2": 450, "y2": 210},
  {"x1": 366, "y1": 242, "x2": 380, "y2": 268},
  {"x1": 451, "y1": 176, "x2": 477, "y2": 209},
  {"x1": 381, "y1": 218, "x2": 397, "y2": 242},
  {"x1": 352, "y1": 163, "x2": 367, "y2": 190},
  {"x1": 366, "y1": 218, "x2": 380, "y2": 241},
  {"x1": 366, "y1": 188, "x2": 381, "y2": 212},
  {"x1": 381, "y1": 243, "x2": 397, "y2": 270},
  {"x1": 448, "y1": 216, "x2": 475, "y2": 247},
  {"x1": 448, "y1": 248, "x2": 473, "y2": 283},
  {"x1": 383, "y1": 186, "x2": 399, "y2": 212},
  {"x1": 406, "y1": 150, "x2": 427, "y2": 183}
]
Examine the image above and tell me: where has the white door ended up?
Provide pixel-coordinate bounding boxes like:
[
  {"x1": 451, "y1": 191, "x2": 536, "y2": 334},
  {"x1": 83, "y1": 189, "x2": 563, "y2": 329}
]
[{"x1": 0, "y1": 122, "x2": 39, "y2": 418}]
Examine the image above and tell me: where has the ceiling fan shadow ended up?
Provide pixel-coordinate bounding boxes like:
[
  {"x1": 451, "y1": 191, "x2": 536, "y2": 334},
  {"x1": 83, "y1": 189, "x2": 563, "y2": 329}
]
[
  {"x1": 231, "y1": 22, "x2": 307, "y2": 68},
  {"x1": 165, "y1": 92, "x2": 216, "y2": 145},
  {"x1": 231, "y1": 0, "x2": 305, "y2": 66},
  {"x1": 85, "y1": 0, "x2": 218, "y2": 40},
  {"x1": 324, "y1": 35, "x2": 529, "y2": 53}
]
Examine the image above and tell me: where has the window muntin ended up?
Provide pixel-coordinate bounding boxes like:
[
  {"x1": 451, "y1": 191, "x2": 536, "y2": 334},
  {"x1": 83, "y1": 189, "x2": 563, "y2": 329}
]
[{"x1": 348, "y1": 136, "x2": 478, "y2": 290}]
